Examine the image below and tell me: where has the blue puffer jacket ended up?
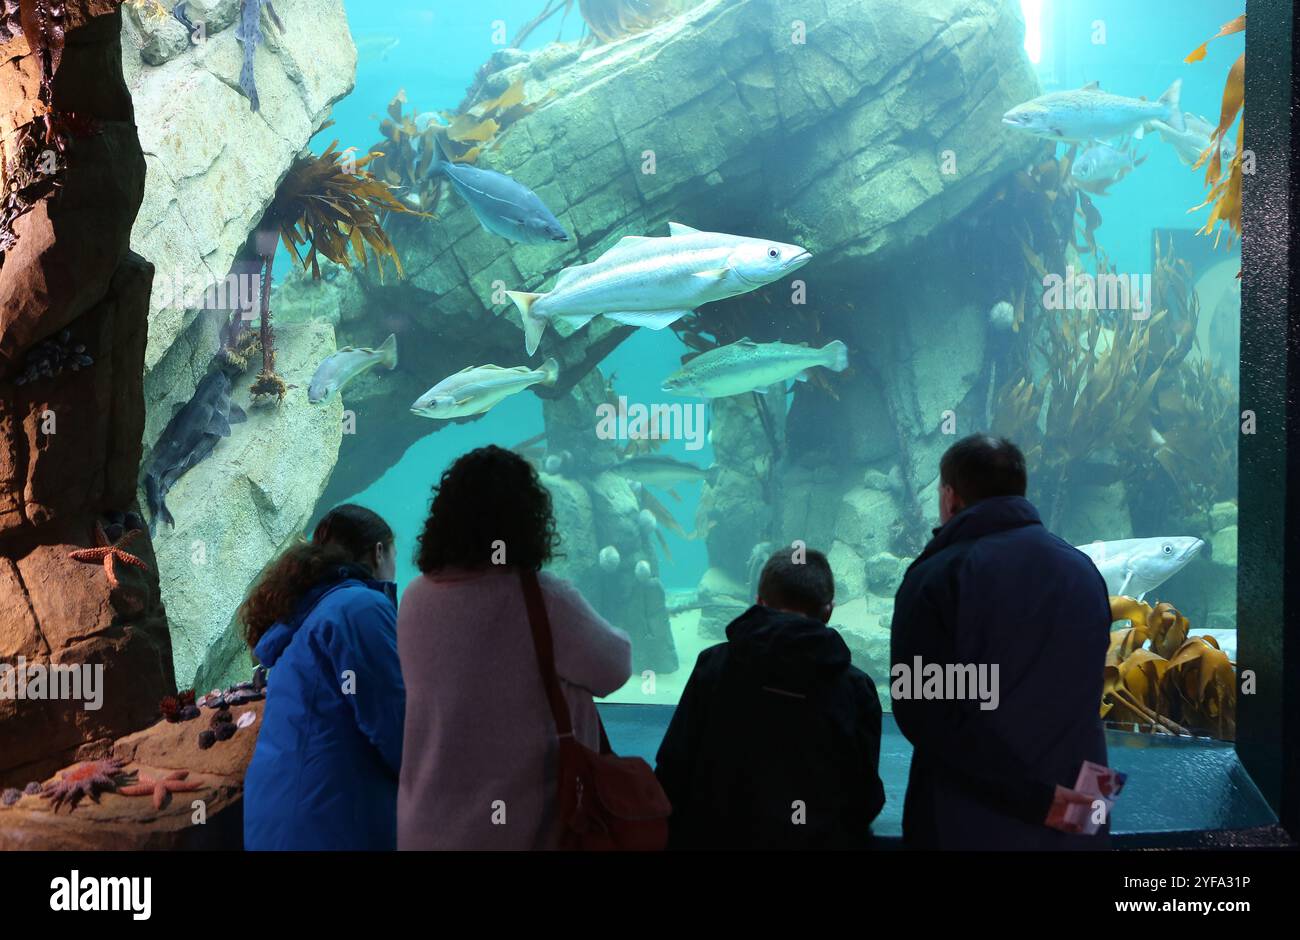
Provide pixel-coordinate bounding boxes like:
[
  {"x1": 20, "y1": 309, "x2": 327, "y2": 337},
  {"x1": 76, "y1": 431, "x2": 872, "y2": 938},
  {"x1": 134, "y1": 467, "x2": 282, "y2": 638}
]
[{"x1": 244, "y1": 565, "x2": 404, "y2": 850}]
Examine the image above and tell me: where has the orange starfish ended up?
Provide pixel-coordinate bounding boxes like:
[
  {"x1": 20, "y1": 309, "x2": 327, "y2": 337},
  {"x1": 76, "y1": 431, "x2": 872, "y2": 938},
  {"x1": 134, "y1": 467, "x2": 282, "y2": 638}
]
[
  {"x1": 68, "y1": 523, "x2": 149, "y2": 590},
  {"x1": 118, "y1": 770, "x2": 205, "y2": 810}
]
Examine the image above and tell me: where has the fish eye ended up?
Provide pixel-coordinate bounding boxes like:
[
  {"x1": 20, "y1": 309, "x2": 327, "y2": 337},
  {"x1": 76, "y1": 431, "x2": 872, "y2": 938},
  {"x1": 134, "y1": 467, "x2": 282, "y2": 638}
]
[
  {"x1": 768, "y1": 248, "x2": 779, "y2": 259},
  {"x1": 1163, "y1": 545, "x2": 1173, "y2": 554}
]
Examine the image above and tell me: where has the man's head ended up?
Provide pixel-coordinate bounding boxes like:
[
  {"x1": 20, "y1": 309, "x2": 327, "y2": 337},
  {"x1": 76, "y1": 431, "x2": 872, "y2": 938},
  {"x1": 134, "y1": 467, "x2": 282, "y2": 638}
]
[
  {"x1": 757, "y1": 547, "x2": 834, "y2": 622},
  {"x1": 938, "y1": 434, "x2": 1027, "y2": 524}
]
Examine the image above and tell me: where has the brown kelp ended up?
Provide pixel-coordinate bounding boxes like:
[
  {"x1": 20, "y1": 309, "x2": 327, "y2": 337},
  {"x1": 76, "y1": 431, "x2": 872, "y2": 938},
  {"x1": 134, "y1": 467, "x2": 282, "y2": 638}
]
[
  {"x1": 1104, "y1": 596, "x2": 1235, "y2": 740},
  {"x1": 1185, "y1": 13, "x2": 1244, "y2": 251},
  {"x1": 234, "y1": 134, "x2": 415, "y2": 403}
]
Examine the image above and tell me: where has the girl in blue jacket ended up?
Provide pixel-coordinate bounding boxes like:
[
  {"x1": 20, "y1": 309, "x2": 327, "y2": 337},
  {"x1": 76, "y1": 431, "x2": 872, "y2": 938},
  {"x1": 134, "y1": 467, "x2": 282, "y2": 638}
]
[{"x1": 239, "y1": 504, "x2": 405, "y2": 850}]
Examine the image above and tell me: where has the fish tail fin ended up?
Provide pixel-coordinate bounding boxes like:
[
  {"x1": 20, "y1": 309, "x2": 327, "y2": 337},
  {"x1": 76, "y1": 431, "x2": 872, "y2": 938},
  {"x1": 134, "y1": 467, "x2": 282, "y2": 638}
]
[
  {"x1": 822, "y1": 339, "x2": 849, "y2": 372},
  {"x1": 1158, "y1": 78, "x2": 1184, "y2": 133},
  {"x1": 379, "y1": 333, "x2": 398, "y2": 370},
  {"x1": 540, "y1": 357, "x2": 560, "y2": 386},
  {"x1": 507, "y1": 291, "x2": 548, "y2": 355}
]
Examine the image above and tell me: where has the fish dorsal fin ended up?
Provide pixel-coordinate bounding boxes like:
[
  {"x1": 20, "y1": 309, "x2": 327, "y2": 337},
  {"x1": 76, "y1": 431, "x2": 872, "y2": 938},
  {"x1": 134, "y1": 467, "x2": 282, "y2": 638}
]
[
  {"x1": 668, "y1": 222, "x2": 701, "y2": 237},
  {"x1": 736, "y1": 337, "x2": 758, "y2": 347},
  {"x1": 1081, "y1": 80, "x2": 1100, "y2": 91},
  {"x1": 338, "y1": 345, "x2": 357, "y2": 353},
  {"x1": 597, "y1": 235, "x2": 655, "y2": 262}
]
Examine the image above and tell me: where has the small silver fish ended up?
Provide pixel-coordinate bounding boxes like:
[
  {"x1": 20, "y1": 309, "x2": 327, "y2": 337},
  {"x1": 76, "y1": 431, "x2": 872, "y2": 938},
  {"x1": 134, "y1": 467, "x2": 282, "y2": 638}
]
[
  {"x1": 430, "y1": 138, "x2": 568, "y2": 246},
  {"x1": 609, "y1": 453, "x2": 717, "y2": 490},
  {"x1": 308, "y1": 334, "x2": 398, "y2": 404},
  {"x1": 411, "y1": 358, "x2": 559, "y2": 419},
  {"x1": 1071, "y1": 141, "x2": 1146, "y2": 195},
  {"x1": 662, "y1": 338, "x2": 848, "y2": 398},
  {"x1": 1147, "y1": 113, "x2": 1235, "y2": 167}
]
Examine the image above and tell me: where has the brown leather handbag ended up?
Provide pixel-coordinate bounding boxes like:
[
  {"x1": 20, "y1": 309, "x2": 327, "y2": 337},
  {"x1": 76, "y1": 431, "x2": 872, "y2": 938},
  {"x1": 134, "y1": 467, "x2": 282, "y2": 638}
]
[{"x1": 519, "y1": 568, "x2": 671, "y2": 851}]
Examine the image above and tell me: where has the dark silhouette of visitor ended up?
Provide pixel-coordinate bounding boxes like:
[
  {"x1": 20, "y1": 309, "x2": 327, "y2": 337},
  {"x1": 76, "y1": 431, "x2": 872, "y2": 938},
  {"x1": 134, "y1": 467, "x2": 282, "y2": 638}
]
[
  {"x1": 891, "y1": 434, "x2": 1112, "y2": 849},
  {"x1": 655, "y1": 547, "x2": 885, "y2": 849}
]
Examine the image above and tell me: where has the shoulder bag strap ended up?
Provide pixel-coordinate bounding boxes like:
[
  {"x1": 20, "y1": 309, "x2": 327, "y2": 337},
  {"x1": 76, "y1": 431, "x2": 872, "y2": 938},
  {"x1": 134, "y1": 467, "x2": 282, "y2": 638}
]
[
  {"x1": 519, "y1": 568, "x2": 576, "y2": 739},
  {"x1": 520, "y1": 568, "x2": 614, "y2": 754}
]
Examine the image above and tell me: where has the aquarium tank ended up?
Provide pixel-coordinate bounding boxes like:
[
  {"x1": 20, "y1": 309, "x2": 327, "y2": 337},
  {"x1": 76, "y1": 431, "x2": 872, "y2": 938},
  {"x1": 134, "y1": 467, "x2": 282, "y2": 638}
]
[
  {"x1": 1, "y1": 0, "x2": 1282, "y2": 849},
  {"x1": 127, "y1": 0, "x2": 1242, "y2": 719}
]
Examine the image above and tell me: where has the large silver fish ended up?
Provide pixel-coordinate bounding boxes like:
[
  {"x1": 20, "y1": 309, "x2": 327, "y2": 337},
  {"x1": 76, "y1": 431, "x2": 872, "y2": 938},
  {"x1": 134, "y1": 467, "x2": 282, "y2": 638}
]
[
  {"x1": 1002, "y1": 79, "x2": 1184, "y2": 142},
  {"x1": 663, "y1": 338, "x2": 848, "y2": 398},
  {"x1": 506, "y1": 222, "x2": 813, "y2": 355},
  {"x1": 308, "y1": 334, "x2": 398, "y2": 404},
  {"x1": 430, "y1": 139, "x2": 568, "y2": 246},
  {"x1": 411, "y1": 358, "x2": 559, "y2": 419},
  {"x1": 235, "y1": 0, "x2": 284, "y2": 113},
  {"x1": 1075, "y1": 536, "x2": 1204, "y2": 601}
]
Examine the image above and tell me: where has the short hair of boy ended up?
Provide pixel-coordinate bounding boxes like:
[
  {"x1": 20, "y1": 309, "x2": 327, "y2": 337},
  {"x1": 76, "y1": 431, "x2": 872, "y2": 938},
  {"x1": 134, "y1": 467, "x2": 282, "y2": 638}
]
[{"x1": 758, "y1": 547, "x2": 834, "y2": 618}]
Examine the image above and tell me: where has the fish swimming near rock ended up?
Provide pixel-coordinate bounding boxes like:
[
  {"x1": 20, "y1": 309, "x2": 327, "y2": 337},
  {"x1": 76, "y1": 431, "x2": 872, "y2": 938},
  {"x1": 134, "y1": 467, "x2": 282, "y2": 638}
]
[
  {"x1": 662, "y1": 338, "x2": 848, "y2": 398},
  {"x1": 1070, "y1": 141, "x2": 1147, "y2": 196},
  {"x1": 507, "y1": 222, "x2": 813, "y2": 356},
  {"x1": 1146, "y1": 112, "x2": 1236, "y2": 167},
  {"x1": 355, "y1": 34, "x2": 400, "y2": 62},
  {"x1": 609, "y1": 453, "x2": 717, "y2": 490},
  {"x1": 1075, "y1": 536, "x2": 1204, "y2": 601},
  {"x1": 141, "y1": 369, "x2": 247, "y2": 534},
  {"x1": 308, "y1": 334, "x2": 398, "y2": 404},
  {"x1": 235, "y1": 0, "x2": 284, "y2": 113},
  {"x1": 1002, "y1": 79, "x2": 1184, "y2": 142},
  {"x1": 428, "y1": 136, "x2": 568, "y2": 246},
  {"x1": 410, "y1": 358, "x2": 559, "y2": 419}
]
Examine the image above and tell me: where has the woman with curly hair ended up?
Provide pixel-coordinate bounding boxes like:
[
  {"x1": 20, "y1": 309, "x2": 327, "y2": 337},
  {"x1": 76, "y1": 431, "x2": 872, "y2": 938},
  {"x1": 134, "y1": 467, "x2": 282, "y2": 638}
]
[
  {"x1": 397, "y1": 445, "x2": 632, "y2": 850},
  {"x1": 241, "y1": 504, "x2": 405, "y2": 850}
]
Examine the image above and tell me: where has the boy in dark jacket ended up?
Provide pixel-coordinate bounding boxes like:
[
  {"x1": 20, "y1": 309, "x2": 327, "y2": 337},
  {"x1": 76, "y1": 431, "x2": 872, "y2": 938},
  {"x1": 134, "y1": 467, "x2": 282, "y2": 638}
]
[
  {"x1": 655, "y1": 548, "x2": 885, "y2": 849},
  {"x1": 891, "y1": 434, "x2": 1112, "y2": 850}
]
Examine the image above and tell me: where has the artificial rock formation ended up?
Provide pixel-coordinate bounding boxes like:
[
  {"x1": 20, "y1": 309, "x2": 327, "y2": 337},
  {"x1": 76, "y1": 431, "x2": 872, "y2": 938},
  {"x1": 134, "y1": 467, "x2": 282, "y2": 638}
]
[
  {"x1": 0, "y1": 1, "x2": 173, "y2": 787},
  {"x1": 0, "y1": 700, "x2": 262, "y2": 850},
  {"x1": 118, "y1": 0, "x2": 355, "y2": 688}
]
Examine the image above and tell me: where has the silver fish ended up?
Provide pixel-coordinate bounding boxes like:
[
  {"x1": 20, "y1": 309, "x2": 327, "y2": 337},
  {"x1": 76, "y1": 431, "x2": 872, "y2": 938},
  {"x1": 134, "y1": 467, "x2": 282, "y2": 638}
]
[
  {"x1": 235, "y1": 0, "x2": 284, "y2": 113},
  {"x1": 1075, "y1": 536, "x2": 1204, "y2": 601},
  {"x1": 1147, "y1": 113, "x2": 1236, "y2": 167},
  {"x1": 430, "y1": 138, "x2": 568, "y2": 246},
  {"x1": 1002, "y1": 79, "x2": 1184, "y2": 143},
  {"x1": 1070, "y1": 141, "x2": 1146, "y2": 195},
  {"x1": 507, "y1": 222, "x2": 813, "y2": 356},
  {"x1": 609, "y1": 453, "x2": 717, "y2": 490},
  {"x1": 355, "y1": 34, "x2": 400, "y2": 63},
  {"x1": 411, "y1": 358, "x2": 559, "y2": 419},
  {"x1": 663, "y1": 338, "x2": 848, "y2": 398},
  {"x1": 308, "y1": 334, "x2": 398, "y2": 404}
]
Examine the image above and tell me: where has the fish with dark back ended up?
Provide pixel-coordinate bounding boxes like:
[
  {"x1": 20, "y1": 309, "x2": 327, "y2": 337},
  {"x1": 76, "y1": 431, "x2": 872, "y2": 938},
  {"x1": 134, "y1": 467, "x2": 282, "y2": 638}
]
[
  {"x1": 235, "y1": 0, "x2": 284, "y2": 112},
  {"x1": 141, "y1": 369, "x2": 247, "y2": 534}
]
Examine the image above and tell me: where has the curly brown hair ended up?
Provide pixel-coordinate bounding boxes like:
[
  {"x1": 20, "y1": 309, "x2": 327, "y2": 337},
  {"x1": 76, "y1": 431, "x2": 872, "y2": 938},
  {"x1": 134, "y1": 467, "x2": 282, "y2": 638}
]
[
  {"x1": 416, "y1": 445, "x2": 559, "y2": 573},
  {"x1": 239, "y1": 504, "x2": 393, "y2": 649}
]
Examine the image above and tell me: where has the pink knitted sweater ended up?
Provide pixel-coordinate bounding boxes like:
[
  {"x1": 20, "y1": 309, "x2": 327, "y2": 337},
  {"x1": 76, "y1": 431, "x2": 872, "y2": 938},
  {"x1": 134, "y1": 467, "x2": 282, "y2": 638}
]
[{"x1": 396, "y1": 567, "x2": 632, "y2": 850}]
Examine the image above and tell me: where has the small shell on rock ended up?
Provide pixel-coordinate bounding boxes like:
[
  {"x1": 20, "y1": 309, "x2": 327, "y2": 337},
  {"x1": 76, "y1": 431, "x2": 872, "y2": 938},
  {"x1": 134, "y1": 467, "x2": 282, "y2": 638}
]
[
  {"x1": 2, "y1": 788, "x2": 21, "y2": 806},
  {"x1": 236, "y1": 711, "x2": 257, "y2": 729},
  {"x1": 23, "y1": 781, "x2": 41, "y2": 796},
  {"x1": 598, "y1": 545, "x2": 621, "y2": 572},
  {"x1": 252, "y1": 667, "x2": 267, "y2": 692},
  {"x1": 210, "y1": 709, "x2": 233, "y2": 729},
  {"x1": 214, "y1": 722, "x2": 236, "y2": 742},
  {"x1": 198, "y1": 730, "x2": 216, "y2": 750},
  {"x1": 179, "y1": 704, "x2": 201, "y2": 721},
  {"x1": 199, "y1": 689, "x2": 223, "y2": 708},
  {"x1": 634, "y1": 559, "x2": 652, "y2": 583}
]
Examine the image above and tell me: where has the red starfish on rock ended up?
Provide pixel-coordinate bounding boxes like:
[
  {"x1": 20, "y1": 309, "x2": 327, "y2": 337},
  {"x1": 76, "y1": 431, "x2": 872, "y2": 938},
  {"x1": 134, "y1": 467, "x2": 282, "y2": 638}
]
[
  {"x1": 68, "y1": 523, "x2": 149, "y2": 590},
  {"x1": 118, "y1": 770, "x2": 205, "y2": 810}
]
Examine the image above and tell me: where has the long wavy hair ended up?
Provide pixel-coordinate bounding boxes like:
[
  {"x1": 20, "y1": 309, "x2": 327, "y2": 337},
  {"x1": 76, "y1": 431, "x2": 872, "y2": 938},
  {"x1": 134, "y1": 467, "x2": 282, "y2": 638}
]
[
  {"x1": 416, "y1": 445, "x2": 559, "y2": 573},
  {"x1": 239, "y1": 504, "x2": 393, "y2": 649}
]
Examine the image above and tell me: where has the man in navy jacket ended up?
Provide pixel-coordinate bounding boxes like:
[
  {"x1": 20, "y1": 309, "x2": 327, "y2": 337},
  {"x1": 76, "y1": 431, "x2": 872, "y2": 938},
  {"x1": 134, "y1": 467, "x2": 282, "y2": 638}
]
[{"x1": 891, "y1": 434, "x2": 1112, "y2": 850}]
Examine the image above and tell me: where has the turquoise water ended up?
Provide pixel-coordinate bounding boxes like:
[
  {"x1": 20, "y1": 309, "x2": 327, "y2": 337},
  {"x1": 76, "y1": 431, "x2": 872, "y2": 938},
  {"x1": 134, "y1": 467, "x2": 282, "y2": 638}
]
[{"x1": 286, "y1": 0, "x2": 1243, "y2": 702}]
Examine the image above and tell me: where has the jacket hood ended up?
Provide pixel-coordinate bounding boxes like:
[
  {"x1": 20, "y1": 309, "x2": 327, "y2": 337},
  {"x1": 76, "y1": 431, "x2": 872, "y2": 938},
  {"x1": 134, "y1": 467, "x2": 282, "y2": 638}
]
[
  {"x1": 911, "y1": 495, "x2": 1042, "y2": 570},
  {"x1": 725, "y1": 605, "x2": 852, "y2": 688},
  {"x1": 254, "y1": 564, "x2": 396, "y2": 668}
]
